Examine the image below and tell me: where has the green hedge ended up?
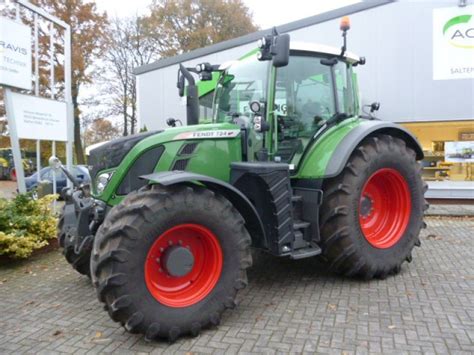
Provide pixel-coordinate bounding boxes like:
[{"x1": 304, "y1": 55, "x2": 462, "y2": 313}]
[{"x1": 0, "y1": 194, "x2": 58, "y2": 259}]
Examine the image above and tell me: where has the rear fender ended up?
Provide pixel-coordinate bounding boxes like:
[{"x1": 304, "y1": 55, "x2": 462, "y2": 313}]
[
  {"x1": 297, "y1": 120, "x2": 423, "y2": 179},
  {"x1": 141, "y1": 171, "x2": 266, "y2": 247}
]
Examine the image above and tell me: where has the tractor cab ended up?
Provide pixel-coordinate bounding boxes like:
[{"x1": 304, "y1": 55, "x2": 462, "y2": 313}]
[{"x1": 212, "y1": 42, "x2": 362, "y2": 166}]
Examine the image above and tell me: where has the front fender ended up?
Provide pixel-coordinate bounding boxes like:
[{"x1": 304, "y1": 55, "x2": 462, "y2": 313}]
[
  {"x1": 140, "y1": 171, "x2": 266, "y2": 246},
  {"x1": 296, "y1": 119, "x2": 423, "y2": 179}
]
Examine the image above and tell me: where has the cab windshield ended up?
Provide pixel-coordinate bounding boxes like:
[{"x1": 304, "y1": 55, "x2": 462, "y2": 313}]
[{"x1": 213, "y1": 56, "x2": 269, "y2": 122}]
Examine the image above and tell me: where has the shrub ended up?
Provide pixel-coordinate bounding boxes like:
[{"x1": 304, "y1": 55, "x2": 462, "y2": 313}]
[{"x1": 0, "y1": 194, "x2": 58, "y2": 259}]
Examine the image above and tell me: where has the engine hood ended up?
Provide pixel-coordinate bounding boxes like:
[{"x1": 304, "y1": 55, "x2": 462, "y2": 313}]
[
  {"x1": 88, "y1": 123, "x2": 242, "y2": 179},
  {"x1": 90, "y1": 122, "x2": 243, "y2": 204}
]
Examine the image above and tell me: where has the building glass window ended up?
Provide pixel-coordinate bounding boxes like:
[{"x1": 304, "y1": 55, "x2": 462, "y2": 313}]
[{"x1": 402, "y1": 120, "x2": 474, "y2": 183}]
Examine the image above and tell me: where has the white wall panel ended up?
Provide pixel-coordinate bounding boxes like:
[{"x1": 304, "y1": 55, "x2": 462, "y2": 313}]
[{"x1": 137, "y1": 0, "x2": 474, "y2": 131}]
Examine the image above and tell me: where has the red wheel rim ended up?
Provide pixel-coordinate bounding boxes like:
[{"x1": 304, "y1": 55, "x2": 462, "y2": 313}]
[
  {"x1": 359, "y1": 168, "x2": 411, "y2": 249},
  {"x1": 145, "y1": 224, "x2": 223, "y2": 308}
]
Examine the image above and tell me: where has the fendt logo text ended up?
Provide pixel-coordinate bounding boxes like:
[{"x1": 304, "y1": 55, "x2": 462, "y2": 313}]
[{"x1": 0, "y1": 40, "x2": 28, "y2": 55}]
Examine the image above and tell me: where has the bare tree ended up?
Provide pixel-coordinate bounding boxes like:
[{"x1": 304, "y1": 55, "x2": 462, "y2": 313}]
[
  {"x1": 102, "y1": 16, "x2": 158, "y2": 136},
  {"x1": 103, "y1": 0, "x2": 258, "y2": 136}
]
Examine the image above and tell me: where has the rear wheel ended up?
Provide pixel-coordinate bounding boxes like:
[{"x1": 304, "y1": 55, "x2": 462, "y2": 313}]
[
  {"x1": 91, "y1": 185, "x2": 252, "y2": 341},
  {"x1": 320, "y1": 134, "x2": 427, "y2": 279}
]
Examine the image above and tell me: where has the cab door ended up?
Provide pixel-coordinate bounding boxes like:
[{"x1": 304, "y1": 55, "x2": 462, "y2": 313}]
[{"x1": 271, "y1": 53, "x2": 355, "y2": 166}]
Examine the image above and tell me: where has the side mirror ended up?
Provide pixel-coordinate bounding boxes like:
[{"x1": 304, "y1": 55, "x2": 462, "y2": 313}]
[
  {"x1": 48, "y1": 156, "x2": 80, "y2": 188},
  {"x1": 370, "y1": 102, "x2": 380, "y2": 113},
  {"x1": 166, "y1": 117, "x2": 183, "y2": 127},
  {"x1": 272, "y1": 34, "x2": 290, "y2": 68},
  {"x1": 48, "y1": 156, "x2": 62, "y2": 171},
  {"x1": 166, "y1": 118, "x2": 177, "y2": 127},
  {"x1": 257, "y1": 30, "x2": 290, "y2": 68}
]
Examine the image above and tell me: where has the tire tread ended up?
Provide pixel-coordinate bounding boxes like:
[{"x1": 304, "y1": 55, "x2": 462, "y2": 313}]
[{"x1": 319, "y1": 133, "x2": 426, "y2": 279}]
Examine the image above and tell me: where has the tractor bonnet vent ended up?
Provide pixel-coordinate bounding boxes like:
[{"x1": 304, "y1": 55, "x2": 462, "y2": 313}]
[
  {"x1": 116, "y1": 145, "x2": 165, "y2": 195},
  {"x1": 178, "y1": 142, "x2": 198, "y2": 155},
  {"x1": 172, "y1": 159, "x2": 189, "y2": 171}
]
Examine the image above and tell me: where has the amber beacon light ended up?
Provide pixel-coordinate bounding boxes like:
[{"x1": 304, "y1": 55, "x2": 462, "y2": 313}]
[{"x1": 340, "y1": 16, "x2": 351, "y2": 31}]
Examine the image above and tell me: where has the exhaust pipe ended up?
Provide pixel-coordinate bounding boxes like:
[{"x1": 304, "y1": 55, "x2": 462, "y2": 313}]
[{"x1": 178, "y1": 64, "x2": 199, "y2": 125}]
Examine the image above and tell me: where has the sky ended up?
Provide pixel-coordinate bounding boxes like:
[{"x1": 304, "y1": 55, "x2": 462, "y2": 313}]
[{"x1": 95, "y1": 0, "x2": 361, "y2": 28}]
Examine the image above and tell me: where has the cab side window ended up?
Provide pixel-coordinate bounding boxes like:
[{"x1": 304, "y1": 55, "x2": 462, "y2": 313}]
[{"x1": 334, "y1": 63, "x2": 355, "y2": 116}]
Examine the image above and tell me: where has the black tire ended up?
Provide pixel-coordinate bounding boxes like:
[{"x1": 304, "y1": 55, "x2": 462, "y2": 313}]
[
  {"x1": 91, "y1": 184, "x2": 252, "y2": 341},
  {"x1": 57, "y1": 208, "x2": 92, "y2": 277},
  {"x1": 57, "y1": 209, "x2": 66, "y2": 248},
  {"x1": 319, "y1": 134, "x2": 427, "y2": 279}
]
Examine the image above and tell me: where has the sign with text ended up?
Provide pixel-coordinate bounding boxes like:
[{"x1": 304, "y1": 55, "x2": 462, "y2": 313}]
[
  {"x1": 0, "y1": 17, "x2": 32, "y2": 90},
  {"x1": 8, "y1": 92, "x2": 68, "y2": 141},
  {"x1": 433, "y1": 6, "x2": 474, "y2": 80}
]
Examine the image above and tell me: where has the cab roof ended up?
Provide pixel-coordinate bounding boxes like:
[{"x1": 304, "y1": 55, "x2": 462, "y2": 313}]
[
  {"x1": 290, "y1": 42, "x2": 360, "y2": 63},
  {"x1": 218, "y1": 42, "x2": 361, "y2": 71}
]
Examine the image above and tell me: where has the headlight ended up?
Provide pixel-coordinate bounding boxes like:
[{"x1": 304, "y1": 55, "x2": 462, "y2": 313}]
[{"x1": 96, "y1": 172, "x2": 113, "y2": 194}]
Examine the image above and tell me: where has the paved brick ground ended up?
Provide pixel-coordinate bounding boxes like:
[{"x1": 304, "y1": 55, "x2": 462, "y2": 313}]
[
  {"x1": 426, "y1": 204, "x2": 474, "y2": 217},
  {"x1": 0, "y1": 217, "x2": 473, "y2": 354}
]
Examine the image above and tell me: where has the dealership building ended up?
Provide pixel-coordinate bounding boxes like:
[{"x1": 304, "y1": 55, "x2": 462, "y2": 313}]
[{"x1": 135, "y1": 0, "x2": 474, "y2": 199}]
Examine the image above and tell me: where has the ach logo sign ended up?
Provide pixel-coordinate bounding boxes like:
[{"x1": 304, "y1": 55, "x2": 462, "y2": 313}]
[{"x1": 443, "y1": 14, "x2": 474, "y2": 48}]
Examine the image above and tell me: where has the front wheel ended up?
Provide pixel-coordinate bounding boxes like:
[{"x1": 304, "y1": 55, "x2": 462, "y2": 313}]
[
  {"x1": 319, "y1": 134, "x2": 427, "y2": 279},
  {"x1": 57, "y1": 209, "x2": 92, "y2": 277},
  {"x1": 91, "y1": 185, "x2": 252, "y2": 341}
]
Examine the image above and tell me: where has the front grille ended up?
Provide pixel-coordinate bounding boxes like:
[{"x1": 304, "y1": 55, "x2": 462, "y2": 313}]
[
  {"x1": 172, "y1": 159, "x2": 189, "y2": 171},
  {"x1": 88, "y1": 130, "x2": 161, "y2": 181}
]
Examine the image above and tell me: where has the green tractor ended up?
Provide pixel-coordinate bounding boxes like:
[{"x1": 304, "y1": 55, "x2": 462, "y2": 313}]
[
  {"x1": 0, "y1": 148, "x2": 33, "y2": 181},
  {"x1": 57, "y1": 21, "x2": 427, "y2": 341}
]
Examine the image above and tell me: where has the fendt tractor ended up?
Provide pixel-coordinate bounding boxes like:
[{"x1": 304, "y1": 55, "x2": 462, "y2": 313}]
[
  {"x1": 56, "y1": 18, "x2": 427, "y2": 341},
  {"x1": 0, "y1": 148, "x2": 33, "y2": 181}
]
